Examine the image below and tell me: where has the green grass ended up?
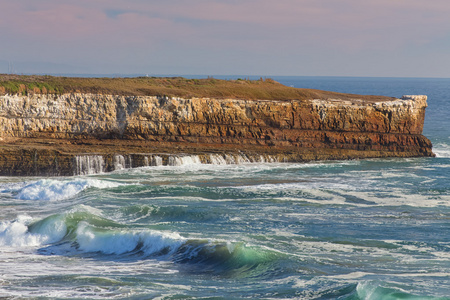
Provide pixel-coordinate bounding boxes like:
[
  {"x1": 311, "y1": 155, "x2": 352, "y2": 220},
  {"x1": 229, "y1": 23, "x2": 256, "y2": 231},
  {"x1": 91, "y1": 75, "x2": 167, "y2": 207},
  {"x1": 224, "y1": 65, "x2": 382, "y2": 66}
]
[{"x1": 0, "y1": 74, "x2": 393, "y2": 102}]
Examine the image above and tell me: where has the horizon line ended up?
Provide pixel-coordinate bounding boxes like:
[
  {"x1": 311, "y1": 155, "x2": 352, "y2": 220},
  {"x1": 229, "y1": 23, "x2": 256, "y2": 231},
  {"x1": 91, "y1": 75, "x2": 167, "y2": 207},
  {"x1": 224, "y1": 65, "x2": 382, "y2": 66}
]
[{"x1": 2, "y1": 73, "x2": 450, "y2": 80}]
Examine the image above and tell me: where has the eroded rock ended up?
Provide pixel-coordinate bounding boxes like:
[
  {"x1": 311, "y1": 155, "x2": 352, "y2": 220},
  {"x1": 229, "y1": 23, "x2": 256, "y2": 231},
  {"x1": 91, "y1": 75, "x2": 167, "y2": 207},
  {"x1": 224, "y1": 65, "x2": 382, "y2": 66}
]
[{"x1": 0, "y1": 93, "x2": 434, "y2": 176}]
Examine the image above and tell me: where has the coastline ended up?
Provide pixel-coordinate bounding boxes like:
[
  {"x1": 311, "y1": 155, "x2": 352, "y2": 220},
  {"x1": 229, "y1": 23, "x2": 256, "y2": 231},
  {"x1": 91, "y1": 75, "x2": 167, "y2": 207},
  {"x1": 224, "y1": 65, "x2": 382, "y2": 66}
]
[{"x1": 0, "y1": 76, "x2": 434, "y2": 176}]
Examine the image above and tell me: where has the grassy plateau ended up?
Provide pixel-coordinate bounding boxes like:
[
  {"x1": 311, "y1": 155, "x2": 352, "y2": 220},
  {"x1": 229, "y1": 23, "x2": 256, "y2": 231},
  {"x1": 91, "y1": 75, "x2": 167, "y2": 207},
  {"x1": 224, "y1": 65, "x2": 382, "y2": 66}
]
[{"x1": 0, "y1": 74, "x2": 393, "y2": 102}]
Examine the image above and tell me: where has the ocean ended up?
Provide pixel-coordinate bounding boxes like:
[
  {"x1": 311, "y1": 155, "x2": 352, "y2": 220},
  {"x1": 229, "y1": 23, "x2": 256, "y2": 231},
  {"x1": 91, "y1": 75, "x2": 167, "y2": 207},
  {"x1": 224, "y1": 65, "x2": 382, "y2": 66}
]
[{"x1": 0, "y1": 76, "x2": 449, "y2": 299}]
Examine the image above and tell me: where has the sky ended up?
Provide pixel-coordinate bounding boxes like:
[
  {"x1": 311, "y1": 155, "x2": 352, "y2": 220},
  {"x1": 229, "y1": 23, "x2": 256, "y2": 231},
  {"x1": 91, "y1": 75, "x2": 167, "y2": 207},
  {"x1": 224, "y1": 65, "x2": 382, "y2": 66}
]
[{"x1": 1, "y1": 0, "x2": 450, "y2": 77}]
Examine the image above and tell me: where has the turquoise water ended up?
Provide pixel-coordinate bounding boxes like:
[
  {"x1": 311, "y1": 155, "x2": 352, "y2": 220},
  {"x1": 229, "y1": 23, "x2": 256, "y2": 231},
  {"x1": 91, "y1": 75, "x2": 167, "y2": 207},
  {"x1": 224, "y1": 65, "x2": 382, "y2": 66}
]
[{"x1": 1, "y1": 77, "x2": 449, "y2": 299}]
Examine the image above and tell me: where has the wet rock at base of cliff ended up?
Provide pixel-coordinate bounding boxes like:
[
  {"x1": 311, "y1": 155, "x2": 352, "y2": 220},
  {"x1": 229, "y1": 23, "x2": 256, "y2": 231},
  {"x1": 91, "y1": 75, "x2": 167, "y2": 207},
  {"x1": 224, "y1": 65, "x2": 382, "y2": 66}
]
[{"x1": 0, "y1": 94, "x2": 434, "y2": 176}]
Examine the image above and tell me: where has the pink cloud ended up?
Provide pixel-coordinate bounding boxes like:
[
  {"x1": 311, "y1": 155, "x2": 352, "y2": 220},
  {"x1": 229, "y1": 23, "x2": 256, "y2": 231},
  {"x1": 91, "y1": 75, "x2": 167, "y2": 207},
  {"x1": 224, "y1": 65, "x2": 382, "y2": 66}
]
[
  {"x1": 3, "y1": 0, "x2": 450, "y2": 50},
  {"x1": 0, "y1": 2, "x2": 171, "y2": 42},
  {"x1": 1, "y1": 0, "x2": 450, "y2": 76}
]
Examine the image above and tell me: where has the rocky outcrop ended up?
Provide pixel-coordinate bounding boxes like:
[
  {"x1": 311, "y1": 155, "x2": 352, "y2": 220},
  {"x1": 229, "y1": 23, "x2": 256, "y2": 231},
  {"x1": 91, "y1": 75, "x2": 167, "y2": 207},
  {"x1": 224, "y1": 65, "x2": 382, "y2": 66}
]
[{"x1": 0, "y1": 93, "x2": 434, "y2": 176}]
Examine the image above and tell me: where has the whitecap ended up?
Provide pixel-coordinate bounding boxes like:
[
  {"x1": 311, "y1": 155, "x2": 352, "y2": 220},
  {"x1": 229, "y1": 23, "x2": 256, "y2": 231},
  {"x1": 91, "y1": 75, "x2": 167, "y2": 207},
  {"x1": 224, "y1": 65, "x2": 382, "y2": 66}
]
[
  {"x1": 14, "y1": 178, "x2": 123, "y2": 201},
  {"x1": 433, "y1": 142, "x2": 450, "y2": 158},
  {"x1": 355, "y1": 280, "x2": 423, "y2": 300},
  {"x1": 75, "y1": 222, "x2": 185, "y2": 256},
  {"x1": 0, "y1": 215, "x2": 66, "y2": 247}
]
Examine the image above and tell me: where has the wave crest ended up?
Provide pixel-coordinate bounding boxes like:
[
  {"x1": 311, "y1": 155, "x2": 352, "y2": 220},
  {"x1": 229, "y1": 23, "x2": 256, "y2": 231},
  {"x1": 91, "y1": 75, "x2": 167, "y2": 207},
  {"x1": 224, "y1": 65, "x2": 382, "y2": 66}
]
[{"x1": 13, "y1": 178, "x2": 122, "y2": 201}]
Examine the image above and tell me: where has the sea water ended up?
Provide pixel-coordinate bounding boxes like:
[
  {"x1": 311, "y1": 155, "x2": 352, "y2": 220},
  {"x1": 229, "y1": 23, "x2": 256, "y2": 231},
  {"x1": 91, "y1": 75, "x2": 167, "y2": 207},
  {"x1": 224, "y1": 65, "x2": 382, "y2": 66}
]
[{"x1": 0, "y1": 77, "x2": 449, "y2": 299}]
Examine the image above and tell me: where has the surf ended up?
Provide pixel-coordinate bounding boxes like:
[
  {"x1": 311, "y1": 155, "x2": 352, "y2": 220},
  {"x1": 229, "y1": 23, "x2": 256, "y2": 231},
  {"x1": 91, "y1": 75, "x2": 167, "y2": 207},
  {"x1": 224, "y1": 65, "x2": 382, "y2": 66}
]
[{"x1": 2, "y1": 209, "x2": 282, "y2": 278}]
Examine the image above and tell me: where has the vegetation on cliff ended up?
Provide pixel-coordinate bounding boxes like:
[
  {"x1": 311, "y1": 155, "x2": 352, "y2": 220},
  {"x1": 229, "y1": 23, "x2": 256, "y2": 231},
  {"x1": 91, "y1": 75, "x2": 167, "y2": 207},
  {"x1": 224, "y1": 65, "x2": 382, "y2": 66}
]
[
  {"x1": 0, "y1": 74, "x2": 393, "y2": 102},
  {"x1": 0, "y1": 75, "x2": 432, "y2": 176}
]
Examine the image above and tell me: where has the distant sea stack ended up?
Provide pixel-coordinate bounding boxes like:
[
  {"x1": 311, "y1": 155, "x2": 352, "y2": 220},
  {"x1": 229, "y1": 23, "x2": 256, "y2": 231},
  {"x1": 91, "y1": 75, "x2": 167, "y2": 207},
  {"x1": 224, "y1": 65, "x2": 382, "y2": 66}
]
[{"x1": 0, "y1": 75, "x2": 434, "y2": 176}]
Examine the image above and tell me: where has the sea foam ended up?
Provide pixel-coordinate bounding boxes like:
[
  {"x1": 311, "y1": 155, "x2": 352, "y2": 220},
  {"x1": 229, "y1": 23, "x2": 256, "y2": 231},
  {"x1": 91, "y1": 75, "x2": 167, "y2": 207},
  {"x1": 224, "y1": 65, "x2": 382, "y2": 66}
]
[
  {"x1": 432, "y1": 142, "x2": 450, "y2": 158},
  {"x1": 0, "y1": 215, "x2": 66, "y2": 247},
  {"x1": 76, "y1": 222, "x2": 185, "y2": 256},
  {"x1": 15, "y1": 178, "x2": 122, "y2": 201}
]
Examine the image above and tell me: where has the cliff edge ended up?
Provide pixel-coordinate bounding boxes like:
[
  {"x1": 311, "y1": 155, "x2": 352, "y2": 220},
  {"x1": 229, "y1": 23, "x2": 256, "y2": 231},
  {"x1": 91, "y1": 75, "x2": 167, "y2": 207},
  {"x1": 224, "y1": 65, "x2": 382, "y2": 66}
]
[{"x1": 0, "y1": 76, "x2": 434, "y2": 176}]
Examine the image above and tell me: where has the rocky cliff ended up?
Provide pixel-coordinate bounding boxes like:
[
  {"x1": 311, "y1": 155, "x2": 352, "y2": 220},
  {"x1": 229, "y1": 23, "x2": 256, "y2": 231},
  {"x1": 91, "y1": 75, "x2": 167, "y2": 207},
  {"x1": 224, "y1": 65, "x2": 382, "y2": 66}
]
[{"x1": 0, "y1": 93, "x2": 434, "y2": 176}]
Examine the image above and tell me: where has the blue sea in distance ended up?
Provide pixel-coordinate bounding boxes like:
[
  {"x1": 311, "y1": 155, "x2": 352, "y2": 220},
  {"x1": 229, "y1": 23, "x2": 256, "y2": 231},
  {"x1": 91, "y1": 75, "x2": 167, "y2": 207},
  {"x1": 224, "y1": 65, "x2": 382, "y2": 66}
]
[{"x1": 0, "y1": 76, "x2": 449, "y2": 299}]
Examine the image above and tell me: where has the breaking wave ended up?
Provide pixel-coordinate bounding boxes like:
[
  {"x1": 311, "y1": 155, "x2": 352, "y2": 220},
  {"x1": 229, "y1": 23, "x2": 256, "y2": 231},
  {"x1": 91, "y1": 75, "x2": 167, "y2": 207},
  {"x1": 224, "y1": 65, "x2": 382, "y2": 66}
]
[
  {"x1": 10, "y1": 178, "x2": 122, "y2": 201},
  {"x1": 353, "y1": 280, "x2": 445, "y2": 300},
  {"x1": 1, "y1": 209, "x2": 278, "y2": 277},
  {"x1": 0, "y1": 215, "x2": 66, "y2": 247},
  {"x1": 433, "y1": 141, "x2": 450, "y2": 158}
]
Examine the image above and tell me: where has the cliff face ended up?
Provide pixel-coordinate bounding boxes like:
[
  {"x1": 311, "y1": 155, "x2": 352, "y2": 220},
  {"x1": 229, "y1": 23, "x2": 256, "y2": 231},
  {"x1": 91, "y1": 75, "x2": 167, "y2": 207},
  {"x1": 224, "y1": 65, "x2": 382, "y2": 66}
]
[{"x1": 0, "y1": 93, "x2": 433, "y2": 176}]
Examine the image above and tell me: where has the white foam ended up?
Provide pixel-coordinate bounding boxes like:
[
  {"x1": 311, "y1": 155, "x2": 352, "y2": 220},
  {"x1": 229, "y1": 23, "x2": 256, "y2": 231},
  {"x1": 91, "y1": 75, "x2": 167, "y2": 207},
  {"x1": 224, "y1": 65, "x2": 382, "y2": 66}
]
[
  {"x1": 168, "y1": 155, "x2": 202, "y2": 166},
  {"x1": 152, "y1": 155, "x2": 163, "y2": 166},
  {"x1": 114, "y1": 154, "x2": 127, "y2": 170},
  {"x1": 225, "y1": 154, "x2": 237, "y2": 164},
  {"x1": 69, "y1": 204, "x2": 105, "y2": 217},
  {"x1": 232, "y1": 181, "x2": 359, "y2": 194},
  {"x1": 355, "y1": 281, "x2": 415, "y2": 300},
  {"x1": 209, "y1": 154, "x2": 227, "y2": 165},
  {"x1": 76, "y1": 222, "x2": 185, "y2": 256},
  {"x1": 74, "y1": 155, "x2": 105, "y2": 175},
  {"x1": 73, "y1": 152, "x2": 303, "y2": 175},
  {"x1": 433, "y1": 142, "x2": 450, "y2": 158},
  {"x1": 328, "y1": 271, "x2": 374, "y2": 280},
  {"x1": 344, "y1": 190, "x2": 450, "y2": 208},
  {"x1": 235, "y1": 154, "x2": 251, "y2": 164},
  {"x1": 0, "y1": 216, "x2": 38, "y2": 247},
  {"x1": 16, "y1": 179, "x2": 89, "y2": 201},
  {"x1": 356, "y1": 281, "x2": 380, "y2": 299},
  {"x1": 0, "y1": 215, "x2": 66, "y2": 247},
  {"x1": 15, "y1": 178, "x2": 122, "y2": 201},
  {"x1": 163, "y1": 153, "x2": 281, "y2": 166},
  {"x1": 384, "y1": 239, "x2": 450, "y2": 260},
  {"x1": 140, "y1": 230, "x2": 185, "y2": 256}
]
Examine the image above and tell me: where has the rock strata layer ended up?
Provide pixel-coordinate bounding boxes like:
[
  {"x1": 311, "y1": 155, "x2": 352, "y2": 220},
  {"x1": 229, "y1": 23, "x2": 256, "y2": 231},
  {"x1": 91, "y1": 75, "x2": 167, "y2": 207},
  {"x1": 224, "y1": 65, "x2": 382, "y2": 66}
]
[{"x1": 0, "y1": 93, "x2": 434, "y2": 176}]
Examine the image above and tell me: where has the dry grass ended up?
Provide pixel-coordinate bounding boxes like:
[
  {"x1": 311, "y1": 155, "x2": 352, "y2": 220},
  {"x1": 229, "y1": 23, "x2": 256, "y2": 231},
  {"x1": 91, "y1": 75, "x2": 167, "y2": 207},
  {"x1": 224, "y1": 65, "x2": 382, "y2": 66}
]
[{"x1": 0, "y1": 74, "x2": 394, "y2": 102}]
